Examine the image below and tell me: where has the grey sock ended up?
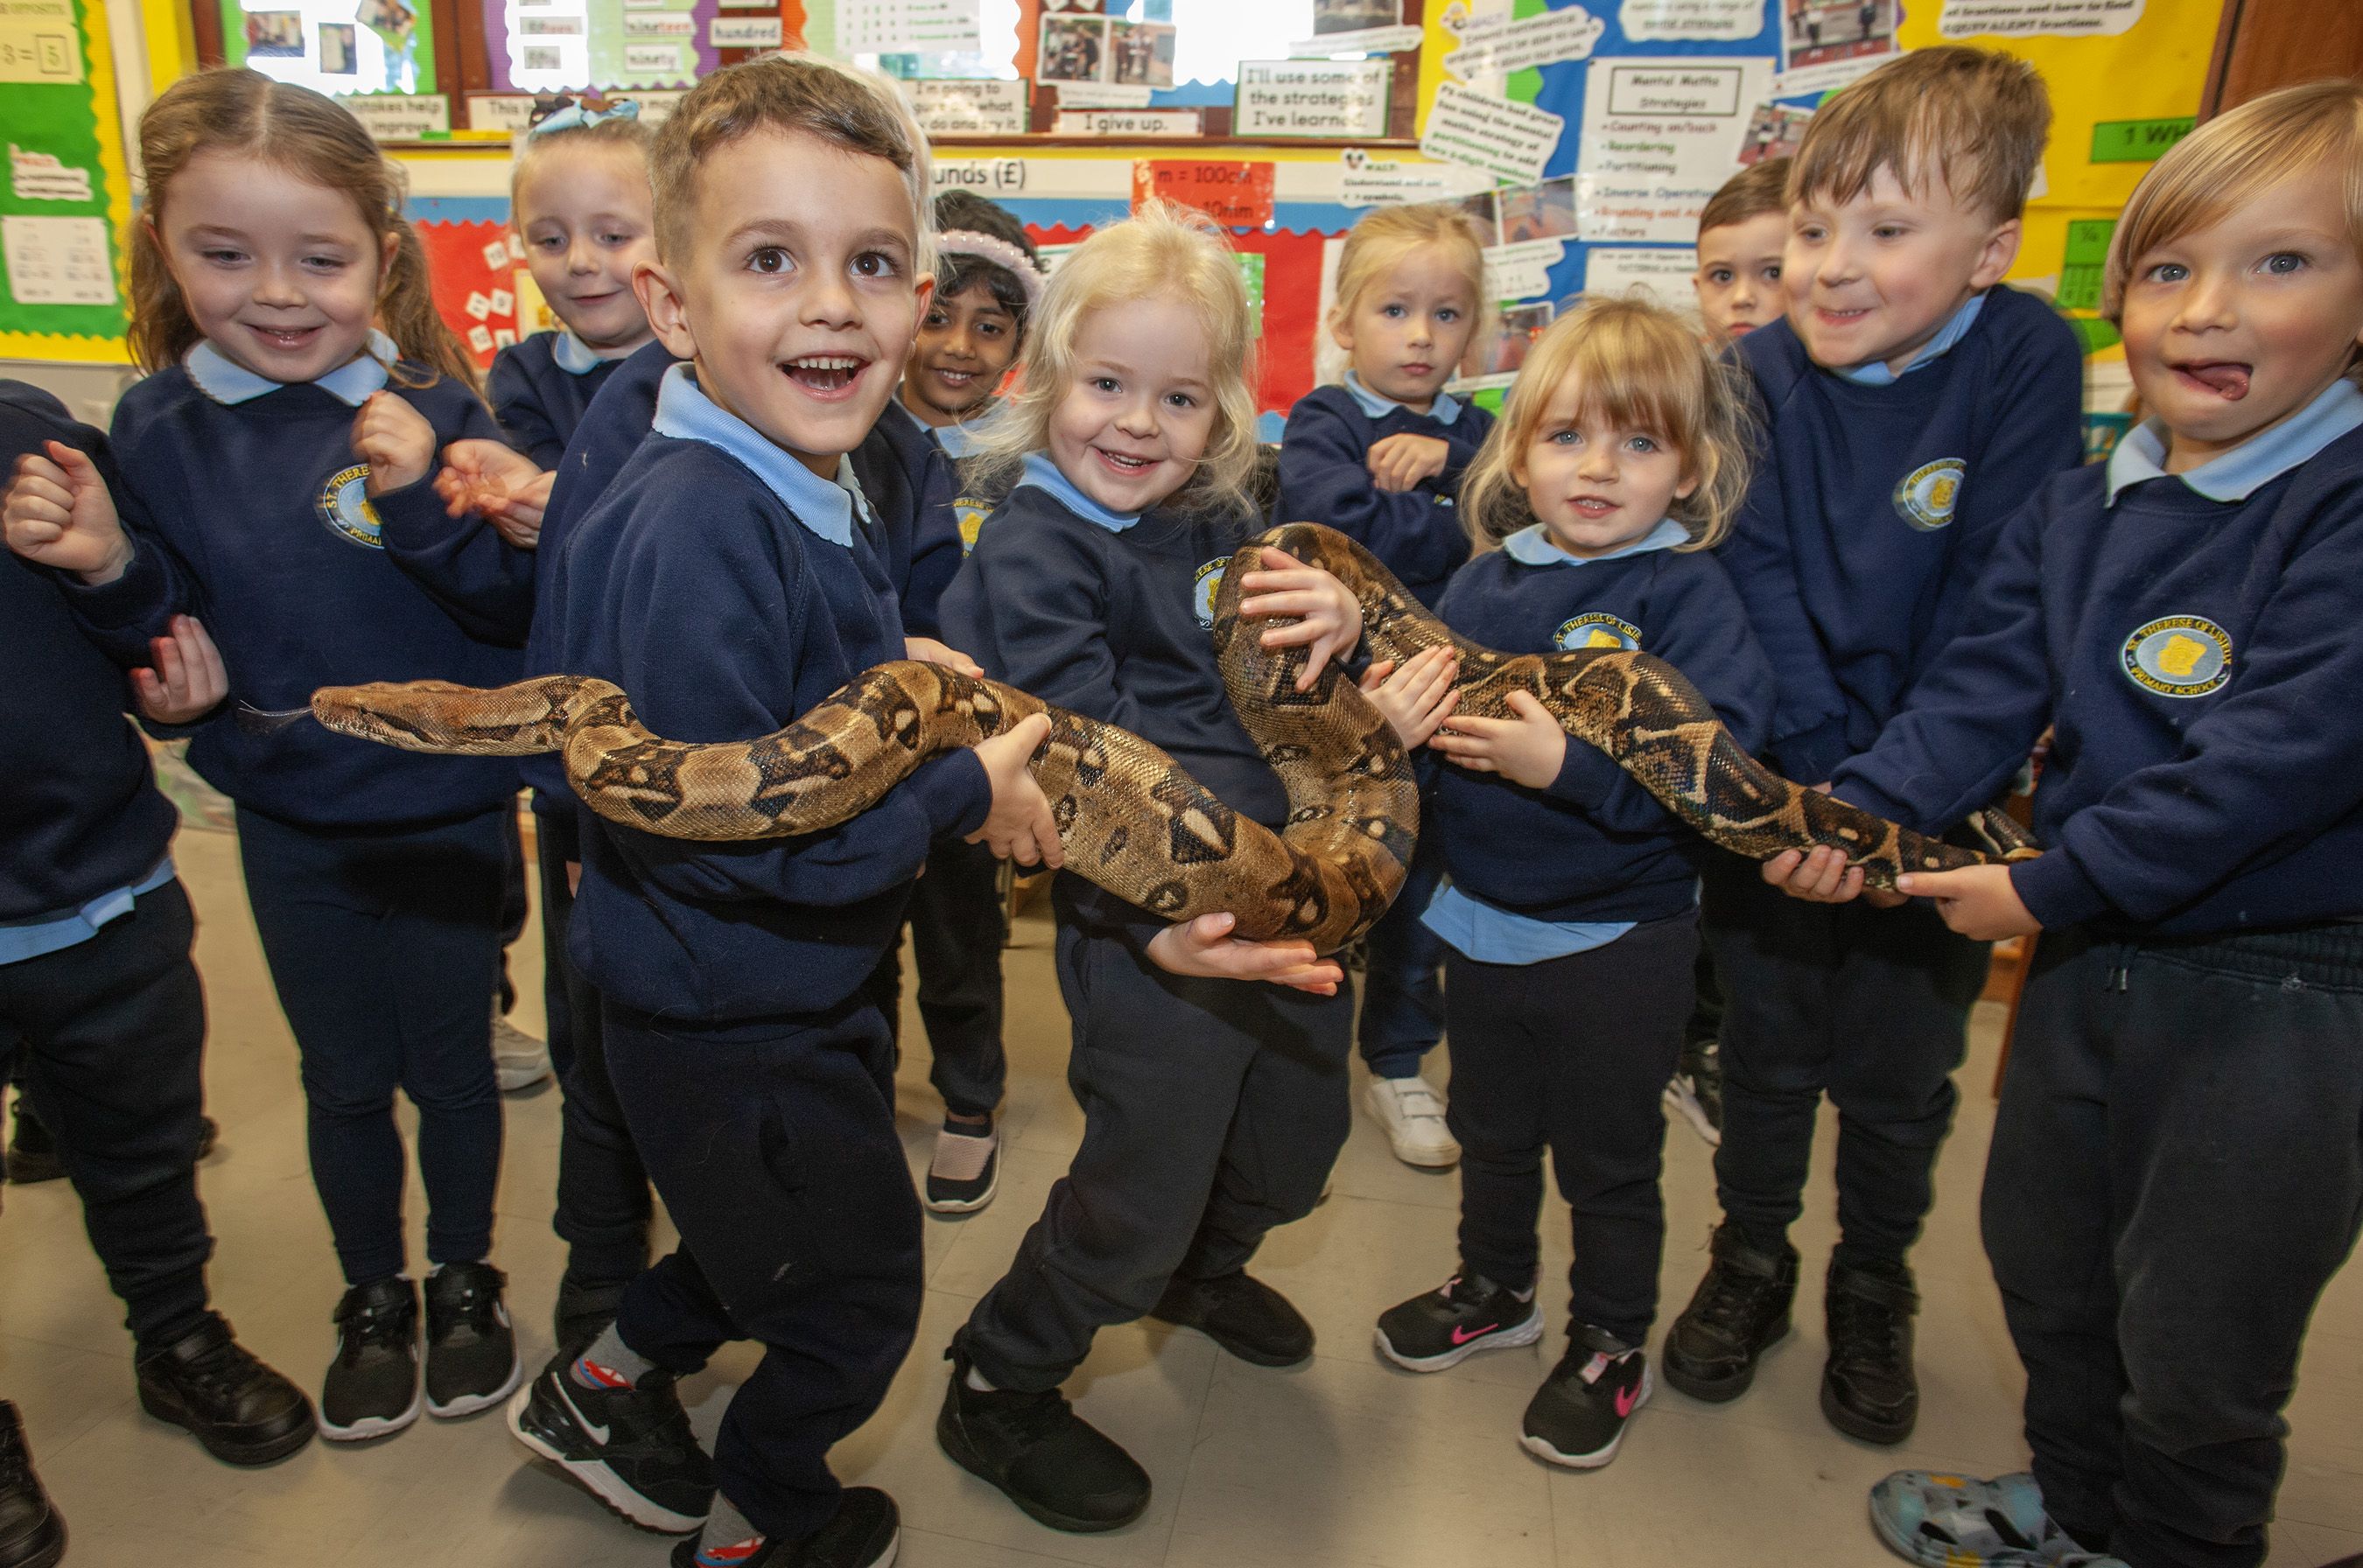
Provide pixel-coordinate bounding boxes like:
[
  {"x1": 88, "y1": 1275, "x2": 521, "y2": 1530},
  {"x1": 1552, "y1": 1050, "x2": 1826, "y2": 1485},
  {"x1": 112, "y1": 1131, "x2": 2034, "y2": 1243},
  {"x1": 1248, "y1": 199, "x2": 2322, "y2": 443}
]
[
  {"x1": 698, "y1": 1494, "x2": 763, "y2": 1558},
  {"x1": 571, "y1": 1322, "x2": 657, "y2": 1390}
]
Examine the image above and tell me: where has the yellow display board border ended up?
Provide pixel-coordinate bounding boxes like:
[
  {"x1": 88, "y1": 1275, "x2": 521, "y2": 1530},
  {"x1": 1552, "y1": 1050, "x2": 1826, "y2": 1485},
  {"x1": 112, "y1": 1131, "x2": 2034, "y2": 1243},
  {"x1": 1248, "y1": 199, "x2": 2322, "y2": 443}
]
[{"x1": 0, "y1": 0, "x2": 140, "y2": 365}]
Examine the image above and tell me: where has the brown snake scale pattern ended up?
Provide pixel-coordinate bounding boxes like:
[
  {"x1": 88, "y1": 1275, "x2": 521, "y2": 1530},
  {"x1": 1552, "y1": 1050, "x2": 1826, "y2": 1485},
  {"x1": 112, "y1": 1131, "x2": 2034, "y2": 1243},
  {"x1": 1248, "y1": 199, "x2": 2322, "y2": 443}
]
[{"x1": 309, "y1": 522, "x2": 2034, "y2": 955}]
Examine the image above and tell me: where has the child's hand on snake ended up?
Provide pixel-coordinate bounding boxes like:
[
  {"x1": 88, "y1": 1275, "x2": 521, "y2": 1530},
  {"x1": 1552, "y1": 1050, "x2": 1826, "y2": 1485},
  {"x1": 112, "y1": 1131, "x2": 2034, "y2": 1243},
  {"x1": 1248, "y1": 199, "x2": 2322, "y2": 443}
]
[
  {"x1": 1897, "y1": 864, "x2": 2039, "y2": 941},
  {"x1": 1146, "y1": 913, "x2": 1345, "y2": 995},
  {"x1": 1429, "y1": 690, "x2": 1568, "y2": 790},
  {"x1": 1361, "y1": 647, "x2": 1461, "y2": 749},
  {"x1": 1761, "y1": 845, "x2": 1907, "y2": 908},
  {"x1": 4, "y1": 442, "x2": 130, "y2": 583},
  {"x1": 1236, "y1": 546, "x2": 1364, "y2": 691},
  {"x1": 906, "y1": 636, "x2": 985, "y2": 679},
  {"x1": 969, "y1": 711, "x2": 1063, "y2": 871}
]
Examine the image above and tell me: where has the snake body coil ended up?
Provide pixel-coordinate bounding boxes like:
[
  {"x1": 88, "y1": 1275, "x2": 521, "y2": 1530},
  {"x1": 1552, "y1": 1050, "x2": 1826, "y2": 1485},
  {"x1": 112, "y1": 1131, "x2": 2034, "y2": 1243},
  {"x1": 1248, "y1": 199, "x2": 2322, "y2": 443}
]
[{"x1": 311, "y1": 524, "x2": 2030, "y2": 954}]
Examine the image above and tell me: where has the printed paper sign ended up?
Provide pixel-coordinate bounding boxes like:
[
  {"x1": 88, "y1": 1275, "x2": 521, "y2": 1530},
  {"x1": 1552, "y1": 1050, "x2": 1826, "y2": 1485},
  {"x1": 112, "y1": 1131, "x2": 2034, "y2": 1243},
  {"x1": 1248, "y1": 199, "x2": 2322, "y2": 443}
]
[
  {"x1": 708, "y1": 16, "x2": 781, "y2": 46},
  {"x1": 465, "y1": 290, "x2": 493, "y2": 321},
  {"x1": 467, "y1": 324, "x2": 495, "y2": 354},
  {"x1": 2090, "y1": 116, "x2": 2193, "y2": 163},
  {"x1": 624, "y1": 42, "x2": 683, "y2": 72},
  {"x1": 8, "y1": 145, "x2": 92, "y2": 203},
  {"x1": 624, "y1": 13, "x2": 694, "y2": 34},
  {"x1": 1235, "y1": 60, "x2": 1392, "y2": 139},
  {"x1": 481, "y1": 239, "x2": 513, "y2": 271},
  {"x1": 900, "y1": 78, "x2": 1030, "y2": 137},
  {"x1": 1336, "y1": 149, "x2": 1492, "y2": 208},
  {"x1": 1420, "y1": 82, "x2": 1566, "y2": 187},
  {"x1": 493, "y1": 328, "x2": 518, "y2": 349},
  {"x1": 1132, "y1": 160, "x2": 1277, "y2": 228},
  {"x1": 1581, "y1": 245, "x2": 1698, "y2": 307},
  {"x1": 840, "y1": 0, "x2": 983, "y2": 52},
  {"x1": 1485, "y1": 238, "x2": 1567, "y2": 301},
  {"x1": 489, "y1": 288, "x2": 515, "y2": 316},
  {"x1": 336, "y1": 94, "x2": 451, "y2": 141},
  {"x1": 466, "y1": 94, "x2": 540, "y2": 132},
  {"x1": 1442, "y1": 6, "x2": 1606, "y2": 82},
  {"x1": 1052, "y1": 81, "x2": 1155, "y2": 109},
  {"x1": 1939, "y1": 0, "x2": 2142, "y2": 35},
  {"x1": 1775, "y1": 0, "x2": 1898, "y2": 96},
  {"x1": 1618, "y1": 0, "x2": 1764, "y2": 42},
  {"x1": 1289, "y1": 23, "x2": 1423, "y2": 54},
  {"x1": 0, "y1": 0, "x2": 81, "y2": 84},
  {"x1": 2, "y1": 215, "x2": 116, "y2": 305},
  {"x1": 1574, "y1": 57, "x2": 1771, "y2": 242},
  {"x1": 1055, "y1": 108, "x2": 1203, "y2": 137}
]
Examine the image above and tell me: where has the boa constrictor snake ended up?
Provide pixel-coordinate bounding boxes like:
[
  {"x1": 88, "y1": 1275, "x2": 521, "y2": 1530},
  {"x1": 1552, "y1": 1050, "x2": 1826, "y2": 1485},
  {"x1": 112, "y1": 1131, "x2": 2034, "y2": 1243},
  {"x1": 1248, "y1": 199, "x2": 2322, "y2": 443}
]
[{"x1": 306, "y1": 522, "x2": 2034, "y2": 955}]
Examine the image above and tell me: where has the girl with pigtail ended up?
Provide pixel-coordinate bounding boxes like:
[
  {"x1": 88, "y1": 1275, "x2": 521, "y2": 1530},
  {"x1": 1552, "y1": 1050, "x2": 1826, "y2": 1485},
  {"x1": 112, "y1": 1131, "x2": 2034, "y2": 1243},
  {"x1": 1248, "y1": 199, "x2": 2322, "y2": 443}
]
[{"x1": 5, "y1": 68, "x2": 538, "y2": 1446}]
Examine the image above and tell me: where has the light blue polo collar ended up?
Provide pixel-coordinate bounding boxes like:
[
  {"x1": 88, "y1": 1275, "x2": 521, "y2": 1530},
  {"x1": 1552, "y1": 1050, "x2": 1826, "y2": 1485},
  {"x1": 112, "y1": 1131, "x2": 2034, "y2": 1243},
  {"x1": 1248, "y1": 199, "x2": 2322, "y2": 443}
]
[
  {"x1": 649, "y1": 362, "x2": 871, "y2": 547},
  {"x1": 1828, "y1": 291, "x2": 1986, "y2": 387},
  {"x1": 550, "y1": 329, "x2": 608, "y2": 374},
  {"x1": 1501, "y1": 516, "x2": 1688, "y2": 566},
  {"x1": 185, "y1": 329, "x2": 399, "y2": 407},
  {"x1": 1344, "y1": 370, "x2": 1463, "y2": 426},
  {"x1": 2104, "y1": 378, "x2": 2363, "y2": 506},
  {"x1": 930, "y1": 401, "x2": 1001, "y2": 458},
  {"x1": 1014, "y1": 450, "x2": 1141, "y2": 532}
]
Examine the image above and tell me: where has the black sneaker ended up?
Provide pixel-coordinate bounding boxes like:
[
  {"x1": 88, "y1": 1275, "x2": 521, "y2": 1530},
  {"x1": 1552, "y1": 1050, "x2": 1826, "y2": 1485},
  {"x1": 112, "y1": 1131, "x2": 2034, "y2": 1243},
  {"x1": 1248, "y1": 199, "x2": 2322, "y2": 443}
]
[
  {"x1": 667, "y1": 1487, "x2": 899, "y2": 1568},
  {"x1": 553, "y1": 1276, "x2": 630, "y2": 1350},
  {"x1": 134, "y1": 1314, "x2": 315, "y2": 1466},
  {"x1": 1663, "y1": 1039, "x2": 1724, "y2": 1146},
  {"x1": 1374, "y1": 1272, "x2": 1544, "y2": 1371},
  {"x1": 1823, "y1": 1257, "x2": 1920, "y2": 1444},
  {"x1": 3, "y1": 1101, "x2": 60, "y2": 1186},
  {"x1": 1148, "y1": 1270, "x2": 1313, "y2": 1367},
  {"x1": 508, "y1": 1351, "x2": 714, "y2": 1533},
  {"x1": 1662, "y1": 1225, "x2": 1798, "y2": 1403},
  {"x1": 319, "y1": 1278, "x2": 421, "y2": 1440},
  {"x1": 424, "y1": 1261, "x2": 522, "y2": 1418},
  {"x1": 1521, "y1": 1326, "x2": 1651, "y2": 1470},
  {"x1": 924, "y1": 1117, "x2": 999, "y2": 1214},
  {"x1": 0, "y1": 1402, "x2": 64, "y2": 1568},
  {"x1": 935, "y1": 1335, "x2": 1149, "y2": 1534}
]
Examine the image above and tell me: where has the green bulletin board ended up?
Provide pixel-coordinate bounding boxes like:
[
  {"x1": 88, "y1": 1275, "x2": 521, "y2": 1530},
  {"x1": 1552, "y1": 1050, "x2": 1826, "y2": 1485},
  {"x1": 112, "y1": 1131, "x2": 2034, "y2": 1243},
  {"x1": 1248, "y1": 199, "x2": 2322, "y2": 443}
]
[{"x1": 0, "y1": 0, "x2": 131, "y2": 353}]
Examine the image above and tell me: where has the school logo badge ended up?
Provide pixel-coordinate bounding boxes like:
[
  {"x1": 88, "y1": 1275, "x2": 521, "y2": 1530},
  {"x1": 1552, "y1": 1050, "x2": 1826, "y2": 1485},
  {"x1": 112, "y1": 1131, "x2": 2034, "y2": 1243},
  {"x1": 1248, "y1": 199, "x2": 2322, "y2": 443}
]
[
  {"x1": 955, "y1": 497, "x2": 992, "y2": 555},
  {"x1": 2121, "y1": 614, "x2": 2232, "y2": 697},
  {"x1": 1892, "y1": 458, "x2": 1966, "y2": 532},
  {"x1": 1192, "y1": 558, "x2": 1227, "y2": 629},
  {"x1": 1553, "y1": 612, "x2": 1641, "y2": 652},
  {"x1": 316, "y1": 463, "x2": 385, "y2": 549}
]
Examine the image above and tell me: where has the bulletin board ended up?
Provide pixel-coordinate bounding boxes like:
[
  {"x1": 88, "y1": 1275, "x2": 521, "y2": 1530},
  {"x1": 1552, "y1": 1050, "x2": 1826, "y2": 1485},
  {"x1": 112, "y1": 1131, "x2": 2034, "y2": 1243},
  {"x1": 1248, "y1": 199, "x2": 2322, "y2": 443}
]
[{"x1": 0, "y1": 0, "x2": 136, "y2": 360}]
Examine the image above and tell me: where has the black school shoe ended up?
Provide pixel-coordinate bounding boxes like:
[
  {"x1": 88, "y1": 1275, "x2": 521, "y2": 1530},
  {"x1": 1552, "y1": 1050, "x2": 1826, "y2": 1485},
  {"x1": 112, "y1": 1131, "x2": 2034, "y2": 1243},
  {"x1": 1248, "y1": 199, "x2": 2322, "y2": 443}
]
[
  {"x1": 0, "y1": 1402, "x2": 64, "y2": 1568},
  {"x1": 667, "y1": 1488, "x2": 900, "y2": 1568},
  {"x1": 319, "y1": 1278, "x2": 421, "y2": 1440},
  {"x1": 1374, "y1": 1272, "x2": 1545, "y2": 1371},
  {"x1": 935, "y1": 1335, "x2": 1149, "y2": 1533},
  {"x1": 508, "y1": 1351, "x2": 714, "y2": 1533},
  {"x1": 1520, "y1": 1326, "x2": 1651, "y2": 1470},
  {"x1": 1148, "y1": 1270, "x2": 1314, "y2": 1367},
  {"x1": 424, "y1": 1261, "x2": 523, "y2": 1418},
  {"x1": 1662, "y1": 1225, "x2": 1798, "y2": 1403},
  {"x1": 135, "y1": 1314, "x2": 315, "y2": 1466},
  {"x1": 1823, "y1": 1256, "x2": 1920, "y2": 1444}
]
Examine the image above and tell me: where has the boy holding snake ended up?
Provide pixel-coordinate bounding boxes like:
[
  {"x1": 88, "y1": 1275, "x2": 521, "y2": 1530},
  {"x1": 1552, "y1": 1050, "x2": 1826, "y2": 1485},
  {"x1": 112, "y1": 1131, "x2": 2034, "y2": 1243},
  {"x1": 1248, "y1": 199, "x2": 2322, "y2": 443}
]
[{"x1": 1672, "y1": 45, "x2": 2086, "y2": 1446}]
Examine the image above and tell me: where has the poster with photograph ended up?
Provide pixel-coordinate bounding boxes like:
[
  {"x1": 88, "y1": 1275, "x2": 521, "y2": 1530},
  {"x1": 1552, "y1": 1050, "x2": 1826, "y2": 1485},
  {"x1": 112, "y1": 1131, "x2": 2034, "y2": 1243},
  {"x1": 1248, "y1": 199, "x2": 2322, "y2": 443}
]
[
  {"x1": 1476, "y1": 301, "x2": 1553, "y2": 375},
  {"x1": 1777, "y1": 0, "x2": 1897, "y2": 94},
  {"x1": 1495, "y1": 176, "x2": 1576, "y2": 243},
  {"x1": 244, "y1": 10, "x2": 305, "y2": 54},
  {"x1": 1110, "y1": 20, "x2": 1174, "y2": 87},
  {"x1": 319, "y1": 18, "x2": 356, "y2": 69},
  {"x1": 1443, "y1": 189, "x2": 1498, "y2": 247},
  {"x1": 1039, "y1": 12, "x2": 1105, "y2": 83},
  {"x1": 1314, "y1": 0, "x2": 1398, "y2": 33},
  {"x1": 1735, "y1": 101, "x2": 1812, "y2": 164}
]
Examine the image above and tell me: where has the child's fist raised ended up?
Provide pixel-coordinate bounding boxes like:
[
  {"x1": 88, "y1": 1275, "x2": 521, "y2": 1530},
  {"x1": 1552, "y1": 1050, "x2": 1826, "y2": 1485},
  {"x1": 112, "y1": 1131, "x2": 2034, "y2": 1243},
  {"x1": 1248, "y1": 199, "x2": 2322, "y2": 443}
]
[
  {"x1": 4, "y1": 442, "x2": 130, "y2": 583},
  {"x1": 352, "y1": 391, "x2": 438, "y2": 496}
]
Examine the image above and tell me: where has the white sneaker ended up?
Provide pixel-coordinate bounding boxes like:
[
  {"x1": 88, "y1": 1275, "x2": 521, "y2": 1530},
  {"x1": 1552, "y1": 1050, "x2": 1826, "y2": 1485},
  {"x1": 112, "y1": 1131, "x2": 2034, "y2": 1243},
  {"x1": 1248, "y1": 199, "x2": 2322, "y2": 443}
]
[
  {"x1": 1364, "y1": 1075, "x2": 1460, "y2": 1168},
  {"x1": 491, "y1": 1010, "x2": 553, "y2": 1093}
]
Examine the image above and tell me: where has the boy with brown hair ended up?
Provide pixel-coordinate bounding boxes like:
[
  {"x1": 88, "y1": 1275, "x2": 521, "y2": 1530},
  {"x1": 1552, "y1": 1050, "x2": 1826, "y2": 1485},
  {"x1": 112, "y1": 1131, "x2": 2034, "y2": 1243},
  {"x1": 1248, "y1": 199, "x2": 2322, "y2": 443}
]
[
  {"x1": 507, "y1": 53, "x2": 1060, "y2": 1568},
  {"x1": 1667, "y1": 45, "x2": 2085, "y2": 1446},
  {"x1": 1693, "y1": 156, "x2": 1792, "y2": 344}
]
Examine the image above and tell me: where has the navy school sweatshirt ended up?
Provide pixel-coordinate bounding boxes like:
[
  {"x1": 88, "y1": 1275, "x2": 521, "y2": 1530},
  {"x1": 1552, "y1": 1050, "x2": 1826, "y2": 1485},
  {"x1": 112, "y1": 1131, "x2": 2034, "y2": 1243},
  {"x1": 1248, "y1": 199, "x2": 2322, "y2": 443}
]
[
  {"x1": 69, "y1": 346, "x2": 534, "y2": 831},
  {"x1": 850, "y1": 397, "x2": 966, "y2": 637},
  {"x1": 552, "y1": 366, "x2": 991, "y2": 1026},
  {"x1": 0, "y1": 382, "x2": 179, "y2": 922},
  {"x1": 1833, "y1": 407, "x2": 2363, "y2": 938},
  {"x1": 937, "y1": 465, "x2": 1286, "y2": 932},
  {"x1": 1430, "y1": 526, "x2": 1775, "y2": 923},
  {"x1": 487, "y1": 329, "x2": 628, "y2": 469},
  {"x1": 1274, "y1": 379, "x2": 1492, "y2": 607},
  {"x1": 522, "y1": 338, "x2": 677, "y2": 813},
  {"x1": 1719, "y1": 285, "x2": 2084, "y2": 783}
]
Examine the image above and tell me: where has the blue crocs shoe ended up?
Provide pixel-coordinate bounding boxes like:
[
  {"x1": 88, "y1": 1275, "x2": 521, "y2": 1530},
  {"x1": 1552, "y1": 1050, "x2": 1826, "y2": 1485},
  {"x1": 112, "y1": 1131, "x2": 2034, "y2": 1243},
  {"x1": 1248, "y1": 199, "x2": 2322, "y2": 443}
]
[{"x1": 1869, "y1": 1471, "x2": 2128, "y2": 1568}]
